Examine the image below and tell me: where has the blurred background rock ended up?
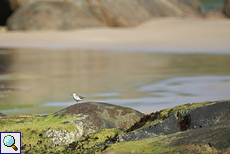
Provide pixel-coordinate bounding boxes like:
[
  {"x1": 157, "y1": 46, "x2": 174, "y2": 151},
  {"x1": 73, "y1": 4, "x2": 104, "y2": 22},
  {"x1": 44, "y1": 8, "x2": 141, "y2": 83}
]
[{"x1": 1, "y1": 0, "x2": 228, "y2": 30}]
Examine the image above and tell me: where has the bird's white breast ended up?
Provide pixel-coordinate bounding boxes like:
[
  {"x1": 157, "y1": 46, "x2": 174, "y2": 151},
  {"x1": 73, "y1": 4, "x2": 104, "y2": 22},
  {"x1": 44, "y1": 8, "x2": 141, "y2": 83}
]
[{"x1": 74, "y1": 96, "x2": 82, "y2": 101}]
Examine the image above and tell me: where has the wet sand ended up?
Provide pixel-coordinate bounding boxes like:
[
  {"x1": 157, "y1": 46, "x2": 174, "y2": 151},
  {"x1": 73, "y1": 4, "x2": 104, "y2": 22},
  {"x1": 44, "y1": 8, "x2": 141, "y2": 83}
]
[{"x1": 0, "y1": 18, "x2": 230, "y2": 54}]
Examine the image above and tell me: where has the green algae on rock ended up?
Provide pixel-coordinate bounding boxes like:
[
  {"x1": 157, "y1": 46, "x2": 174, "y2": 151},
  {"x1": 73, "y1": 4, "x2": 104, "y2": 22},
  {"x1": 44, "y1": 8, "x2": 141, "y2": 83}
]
[
  {"x1": 0, "y1": 102, "x2": 144, "y2": 153},
  {"x1": 119, "y1": 100, "x2": 230, "y2": 142},
  {"x1": 65, "y1": 128, "x2": 125, "y2": 154},
  {"x1": 126, "y1": 101, "x2": 212, "y2": 133},
  {"x1": 105, "y1": 100, "x2": 230, "y2": 154},
  {"x1": 0, "y1": 114, "x2": 77, "y2": 153},
  {"x1": 1, "y1": 100, "x2": 229, "y2": 153},
  {"x1": 106, "y1": 122, "x2": 230, "y2": 154}
]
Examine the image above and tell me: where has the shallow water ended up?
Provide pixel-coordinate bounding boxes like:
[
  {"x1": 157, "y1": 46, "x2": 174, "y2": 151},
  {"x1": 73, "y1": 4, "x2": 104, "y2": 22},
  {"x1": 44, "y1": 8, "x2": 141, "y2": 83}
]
[{"x1": 0, "y1": 48, "x2": 230, "y2": 115}]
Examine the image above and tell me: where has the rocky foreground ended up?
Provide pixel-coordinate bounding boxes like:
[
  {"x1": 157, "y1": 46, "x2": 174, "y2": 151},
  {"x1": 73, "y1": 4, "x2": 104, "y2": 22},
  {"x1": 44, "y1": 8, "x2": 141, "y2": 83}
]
[{"x1": 0, "y1": 100, "x2": 230, "y2": 153}]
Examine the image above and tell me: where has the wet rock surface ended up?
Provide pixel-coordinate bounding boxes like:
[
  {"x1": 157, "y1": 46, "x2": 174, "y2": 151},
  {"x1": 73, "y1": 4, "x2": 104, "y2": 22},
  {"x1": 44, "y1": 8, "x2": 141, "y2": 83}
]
[{"x1": 118, "y1": 100, "x2": 230, "y2": 142}]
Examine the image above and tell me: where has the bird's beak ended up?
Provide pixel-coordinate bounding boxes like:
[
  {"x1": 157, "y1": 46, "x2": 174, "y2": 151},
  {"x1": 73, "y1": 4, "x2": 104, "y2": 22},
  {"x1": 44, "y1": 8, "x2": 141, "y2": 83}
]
[{"x1": 70, "y1": 94, "x2": 72, "y2": 96}]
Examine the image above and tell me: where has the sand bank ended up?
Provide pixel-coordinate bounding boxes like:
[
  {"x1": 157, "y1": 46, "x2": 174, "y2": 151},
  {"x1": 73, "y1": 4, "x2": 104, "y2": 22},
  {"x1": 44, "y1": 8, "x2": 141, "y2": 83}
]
[{"x1": 0, "y1": 18, "x2": 230, "y2": 54}]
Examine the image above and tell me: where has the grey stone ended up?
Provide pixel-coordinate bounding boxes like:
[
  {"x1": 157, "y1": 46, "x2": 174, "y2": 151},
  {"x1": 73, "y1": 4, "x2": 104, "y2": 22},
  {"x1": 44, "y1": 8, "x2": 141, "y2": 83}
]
[{"x1": 45, "y1": 129, "x2": 81, "y2": 146}]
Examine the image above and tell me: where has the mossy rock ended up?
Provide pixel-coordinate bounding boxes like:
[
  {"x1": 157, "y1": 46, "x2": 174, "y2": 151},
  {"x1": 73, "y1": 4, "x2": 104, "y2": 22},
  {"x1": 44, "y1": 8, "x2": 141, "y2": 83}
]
[
  {"x1": 106, "y1": 122, "x2": 230, "y2": 154},
  {"x1": 119, "y1": 100, "x2": 230, "y2": 142},
  {"x1": 0, "y1": 114, "x2": 78, "y2": 153}
]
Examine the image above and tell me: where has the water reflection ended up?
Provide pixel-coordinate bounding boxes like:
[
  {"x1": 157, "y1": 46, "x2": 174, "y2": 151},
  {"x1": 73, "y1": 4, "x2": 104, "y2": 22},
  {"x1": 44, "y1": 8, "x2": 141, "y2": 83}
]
[{"x1": 0, "y1": 48, "x2": 230, "y2": 115}]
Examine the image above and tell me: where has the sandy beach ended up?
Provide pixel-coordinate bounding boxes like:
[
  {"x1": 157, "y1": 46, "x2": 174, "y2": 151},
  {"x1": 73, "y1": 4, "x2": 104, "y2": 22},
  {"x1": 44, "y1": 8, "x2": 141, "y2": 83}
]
[{"x1": 0, "y1": 18, "x2": 230, "y2": 54}]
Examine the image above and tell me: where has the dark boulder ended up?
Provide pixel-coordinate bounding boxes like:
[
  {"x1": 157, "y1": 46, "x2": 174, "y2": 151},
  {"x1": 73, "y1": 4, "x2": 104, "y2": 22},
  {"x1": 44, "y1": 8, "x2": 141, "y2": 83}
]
[
  {"x1": 46, "y1": 102, "x2": 144, "y2": 146},
  {"x1": 118, "y1": 100, "x2": 230, "y2": 142},
  {"x1": 107, "y1": 121, "x2": 230, "y2": 153},
  {"x1": 6, "y1": 1, "x2": 104, "y2": 30},
  {"x1": 0, "y1": 113, "x2": 7, "y2": 117},
  {"x1": 223, "y1": 0, "x2": 230, "y2": 17},
  {"x1": 168, "y1": 122, "x2": 230, "y2": 153},
  {"x1": 0, "y1": 0, "x2": 13, "y2": 26},
  {"x1": 53, "y1": 102, "x2": 144, "y2": 130}
]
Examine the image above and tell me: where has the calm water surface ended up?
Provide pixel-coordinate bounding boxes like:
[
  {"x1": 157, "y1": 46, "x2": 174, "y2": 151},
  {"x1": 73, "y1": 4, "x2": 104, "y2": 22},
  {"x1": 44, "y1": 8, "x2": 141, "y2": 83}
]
[{"x1": 0, "y1": 48, "x2": 230, "y2": 115}]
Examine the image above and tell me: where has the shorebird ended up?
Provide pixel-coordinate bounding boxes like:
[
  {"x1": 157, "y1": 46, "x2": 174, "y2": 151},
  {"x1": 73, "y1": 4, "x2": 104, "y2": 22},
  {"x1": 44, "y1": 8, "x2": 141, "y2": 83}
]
[{"x1": 70, "y1": 92, "x2": 84, "y2": 103}]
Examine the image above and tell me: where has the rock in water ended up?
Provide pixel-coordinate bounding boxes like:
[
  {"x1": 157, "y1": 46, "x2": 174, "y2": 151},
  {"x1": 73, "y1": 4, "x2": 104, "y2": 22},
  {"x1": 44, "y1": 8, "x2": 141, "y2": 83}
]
[{"x1": 6, "y1": 1, "x2": 104, "y2": 30}]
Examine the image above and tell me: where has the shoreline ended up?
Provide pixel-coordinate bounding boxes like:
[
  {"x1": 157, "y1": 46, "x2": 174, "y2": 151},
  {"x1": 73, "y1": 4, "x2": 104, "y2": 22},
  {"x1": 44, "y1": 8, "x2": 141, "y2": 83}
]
[{"x1": 0, "y1": 18, "x2": 230, "y2": 54}]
